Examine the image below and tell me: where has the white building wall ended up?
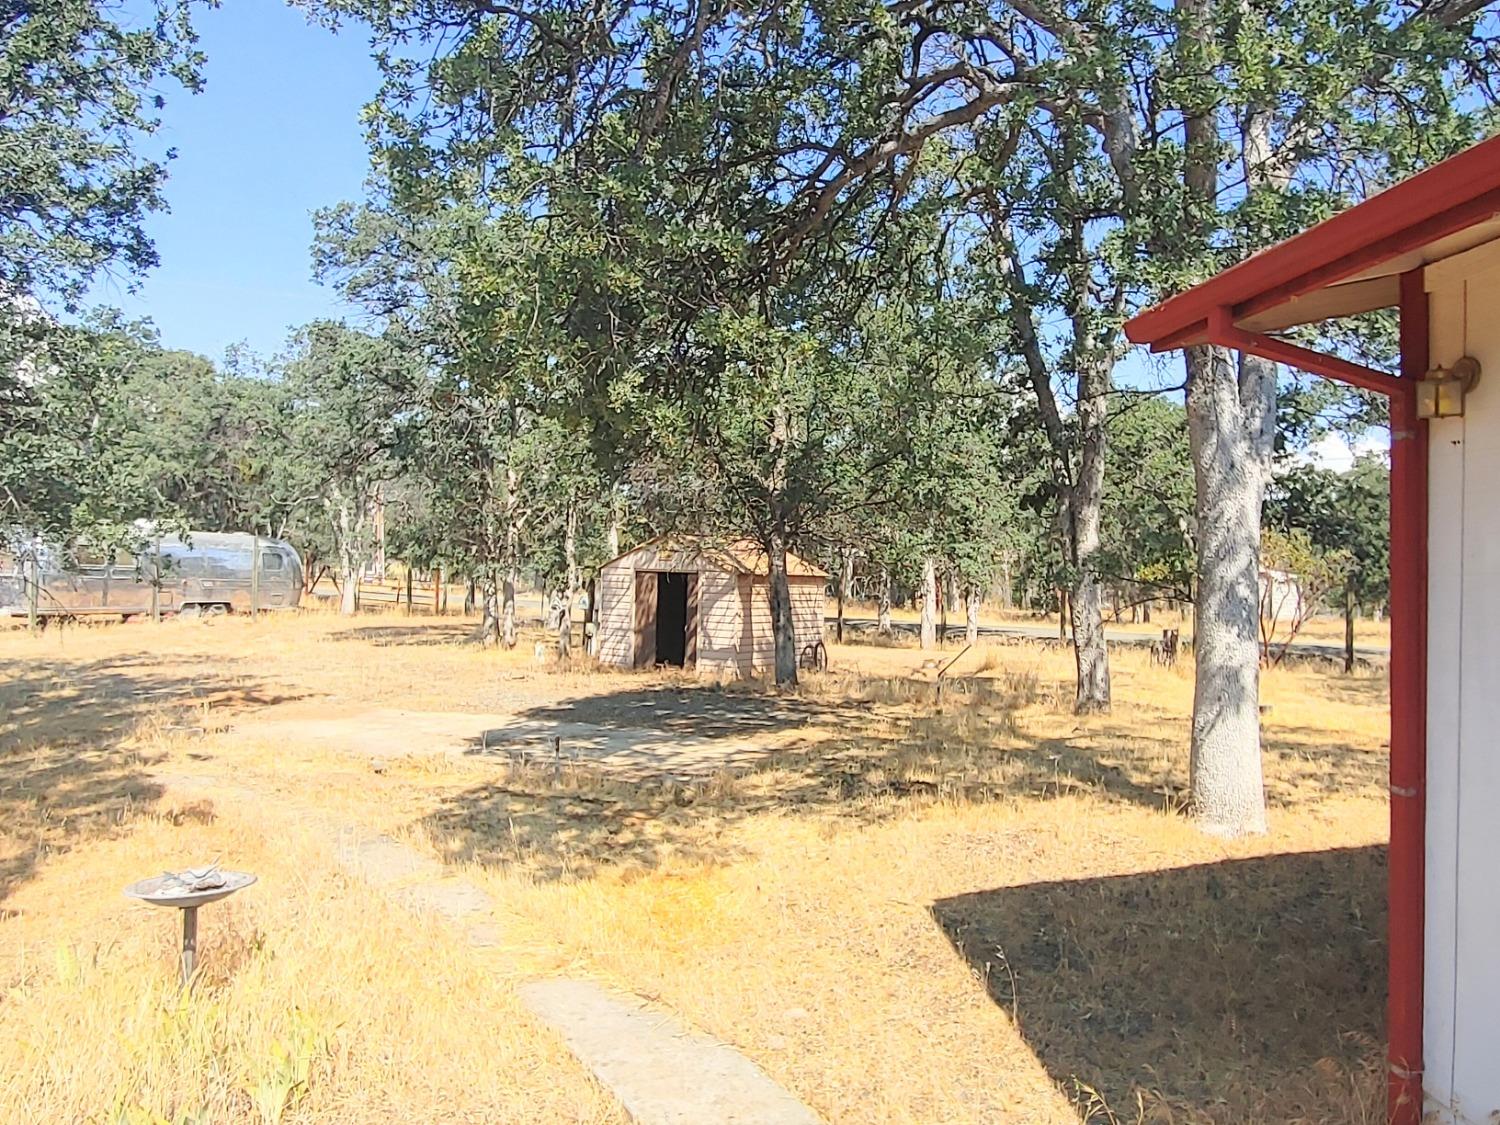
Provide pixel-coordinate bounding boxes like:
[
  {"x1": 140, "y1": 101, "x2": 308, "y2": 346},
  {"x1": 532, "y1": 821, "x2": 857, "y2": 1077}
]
[
  {"x1": 742, "y1": 576, "x2": 826, "y2": 675},
  {"x1": 790, "y1": 578, "x2": 827, "y2": 656},
  {"x1": 1424, "y1": 239, "x2": 1500, "y2": 1124},
  {"x1": 595, "y1": 563, "x2": 636, "y2": 668},
  {"x1": 697, "y1": 568, "x2": 748, "y2": 676}
]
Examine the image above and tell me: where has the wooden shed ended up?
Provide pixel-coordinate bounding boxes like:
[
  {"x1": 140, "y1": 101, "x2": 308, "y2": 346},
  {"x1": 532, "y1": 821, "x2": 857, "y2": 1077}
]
[{"x1": 594, "y1": 537, "x2": 827, "y2": 677}]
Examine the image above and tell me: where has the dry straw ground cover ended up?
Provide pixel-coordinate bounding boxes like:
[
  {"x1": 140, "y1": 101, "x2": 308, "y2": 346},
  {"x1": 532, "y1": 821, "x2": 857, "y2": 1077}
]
[{"x1": 0, "y1": 608, "x2": 1388, "y2": 1123}]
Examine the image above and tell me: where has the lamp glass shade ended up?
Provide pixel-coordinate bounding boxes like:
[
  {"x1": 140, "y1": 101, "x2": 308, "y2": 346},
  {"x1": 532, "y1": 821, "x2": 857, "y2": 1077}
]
[
  {"x1": 1438, "y1": 377, "x2": 1467, "y2": 417},
  {"x1": 1418, "y1": 379, "x2": 1441, "y2": 419}
]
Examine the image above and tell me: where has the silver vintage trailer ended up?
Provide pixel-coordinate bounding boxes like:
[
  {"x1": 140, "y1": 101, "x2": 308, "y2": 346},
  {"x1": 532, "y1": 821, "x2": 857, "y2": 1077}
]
[{"x1": 0, "y1": 532, "x2": 303, "y2": 620}]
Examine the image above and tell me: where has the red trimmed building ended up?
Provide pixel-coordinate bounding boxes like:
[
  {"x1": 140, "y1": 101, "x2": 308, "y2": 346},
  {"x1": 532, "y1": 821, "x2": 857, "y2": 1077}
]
[{"x1": 1126, "y1": 134, "x2": 1500, "y2": 1125}]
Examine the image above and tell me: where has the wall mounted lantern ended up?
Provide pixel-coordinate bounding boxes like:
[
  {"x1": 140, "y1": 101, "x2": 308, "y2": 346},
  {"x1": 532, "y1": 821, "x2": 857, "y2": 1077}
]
[{"x1": 1418, "y1": 356, "x2": 1481, "y2": 418}]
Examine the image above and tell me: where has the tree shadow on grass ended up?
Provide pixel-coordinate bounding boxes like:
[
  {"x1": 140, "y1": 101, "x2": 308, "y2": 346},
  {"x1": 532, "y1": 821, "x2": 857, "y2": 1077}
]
[
  {"x1": 0, "y1": 655, "x2": 284, "y2": 901},
  {"x1": 932, "y1": 846, "x2": 1386, "y2": 1123},
  {"x1": 420, "y1": 668, "x2": 1389, "y2": 884},
  {"x1": 507, "y1": 685, "x2": 851, "y2": 740},
  {"x1": 421, "y1": 674, "x2": 1175, "y2": 881}
]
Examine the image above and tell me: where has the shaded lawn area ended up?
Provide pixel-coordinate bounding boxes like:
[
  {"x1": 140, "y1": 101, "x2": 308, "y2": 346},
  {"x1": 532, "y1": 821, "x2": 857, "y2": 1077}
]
[{"x1": 933, "y1": 846, "x2": 1385, "y2": 1123}]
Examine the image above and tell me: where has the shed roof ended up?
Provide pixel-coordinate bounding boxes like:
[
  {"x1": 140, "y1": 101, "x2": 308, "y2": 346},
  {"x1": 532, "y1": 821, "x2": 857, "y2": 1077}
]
[
  {"x1": 602, "y1": 536, "x2": 828, "y2": 579},
  {"x1": 1125, "y1": 134, "x2": 1500, "y2": 349}
]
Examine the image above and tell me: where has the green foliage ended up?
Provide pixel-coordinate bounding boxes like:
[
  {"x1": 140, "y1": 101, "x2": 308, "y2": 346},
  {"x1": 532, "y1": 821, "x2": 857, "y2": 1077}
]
[
  {"x1": 1268, "y1": 454, "x2": 1390, "y2": 608},
  {"x1": 111, "y1": 337, "x2": 289, "y2": 535},
  {"x1": 284, "y1": 0, "x2": 1491, "y2": 699},
  {"x1": 1259, "y1": 525, "x2": 1354, "y2": 664},
  {"x1": 0, "y1": 0, "x2": 206, "y2": 307},
  {"x1": 0, "y1": 310, "x2": 153, "y2": 547},
  {"x1": 274, "y1": 321, "x2": 417, "y2": 583},
  {"x1": 1100, "y1": 394, "x2": 1196, "y2": 600},
  {"x1": 0, "y1": 0, "x2": 205, "y2": 548}
]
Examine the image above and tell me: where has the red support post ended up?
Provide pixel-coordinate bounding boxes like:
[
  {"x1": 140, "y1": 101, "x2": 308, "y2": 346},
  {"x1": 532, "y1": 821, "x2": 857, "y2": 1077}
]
[{"x1": 1388, "y1": 268, "x2": 1429, "y2": 1125}]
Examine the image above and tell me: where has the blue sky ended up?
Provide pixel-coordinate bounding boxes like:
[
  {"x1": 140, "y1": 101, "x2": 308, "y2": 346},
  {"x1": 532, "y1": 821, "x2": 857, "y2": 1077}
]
[{"x1": 87, "y1": 1, "x2": 379, "y2": 361}]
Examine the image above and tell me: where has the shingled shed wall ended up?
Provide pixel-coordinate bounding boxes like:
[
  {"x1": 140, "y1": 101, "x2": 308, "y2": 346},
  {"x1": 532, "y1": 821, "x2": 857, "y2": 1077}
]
[{"x1": 594, "y1": 538, "x2": 826, "y2": 678}]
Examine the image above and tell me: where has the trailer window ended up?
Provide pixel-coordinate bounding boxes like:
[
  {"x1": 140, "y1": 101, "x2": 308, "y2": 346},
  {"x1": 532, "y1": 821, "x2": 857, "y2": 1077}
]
[{"x1": 260, "y1": 551, "x2": 284, "y2": 572}]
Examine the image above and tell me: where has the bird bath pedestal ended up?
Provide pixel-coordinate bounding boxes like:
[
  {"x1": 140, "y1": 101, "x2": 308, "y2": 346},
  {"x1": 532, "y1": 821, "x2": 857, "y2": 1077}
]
[{"x1": 124, "y1": 868, "x2": 256, "y2": 985}]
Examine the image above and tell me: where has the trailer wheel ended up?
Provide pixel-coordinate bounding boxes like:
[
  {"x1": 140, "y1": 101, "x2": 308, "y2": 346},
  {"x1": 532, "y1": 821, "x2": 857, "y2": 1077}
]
[{"x1": 205, "y1": 603, "x2": 228, "y2": 617}]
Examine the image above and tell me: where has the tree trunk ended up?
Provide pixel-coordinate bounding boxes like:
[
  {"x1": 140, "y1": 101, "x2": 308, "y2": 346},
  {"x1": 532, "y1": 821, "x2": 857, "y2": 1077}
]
[
  {"x1": 877, "y1": 569, "x2": 893, "y2": 636},
  {"x1": 995, "y1": 209, "x2": 1112, "y2": 714},
  {"x1": 463, "y1": 577, "x2": 476, "y2": 616},
  {"x1": 151, "y1": 540, "x2": 162, "y2": 624},
  {"x1": 1071, "y1": 361, "x2": 1112, "y2": 712},
  {"x1": 966, "y1": 588, "x2": 980, "y2": 646},
  {"x1": 586, "y1": 576, "x2": 598, "y2": 654},
  {"x1": 1344, "y1": 584, "x2": 1356, "y2": 675},
  {"x1": 767, "y1": 530, "x2": 798, "y2": 689},
  {"x1": 335, "y1": 495, "x2": 360, "y2": 616},
  {"x1": 553, "y1": 590, "x2": 571, "y2": 660},
  {"x1": 502, "y1": 460, "x2": 519, "y2": 649},
  {"x1": 1185, "y1": 344, "x2": 1271, "y2": 836},
  {"x1": 836, "y1": 549, "x2": 852, "y2": 643},
  {"x1": 1174, "y1": 0, "x2": 1273, "y2": 837},
  {"x1": 250, "y1": 533, "x2": 261, "y2": 618},
  {"x1": 1058, "y1": 587, "x2": 1068, "y2": 640},
  {"x1": 477, "y1": 574, "x2": 500, "y2": 646},
  {"x1": 560, "y1": 497, "x2": 579, "y2": 658},
  {"x1": 26, "y1": 548, "x2": 38, "y2": 634},
  {"x1": 938, "y1": 570, "x2": 948, "y2": 648},
  {"x1": 501, "y1": 564, "x2": 518, "y2": 649},
  {"x1": 919, "y1": 557, "x2": 938, "y2": 650},
  {"x1": 607, "y1": 495, "x2": 622, "y2": 558}
]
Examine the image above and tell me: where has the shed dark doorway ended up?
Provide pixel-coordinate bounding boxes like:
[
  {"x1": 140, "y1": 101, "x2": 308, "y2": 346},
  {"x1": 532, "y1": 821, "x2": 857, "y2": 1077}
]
[{"x1": 656, "y1": 572, "x2": 690, "y2": 666}]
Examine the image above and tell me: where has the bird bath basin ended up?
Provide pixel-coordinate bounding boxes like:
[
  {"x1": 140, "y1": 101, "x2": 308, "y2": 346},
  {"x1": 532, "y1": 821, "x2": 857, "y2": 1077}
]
[{"x1": 125, "y1": 866, "x2": 256, "y2": 985}]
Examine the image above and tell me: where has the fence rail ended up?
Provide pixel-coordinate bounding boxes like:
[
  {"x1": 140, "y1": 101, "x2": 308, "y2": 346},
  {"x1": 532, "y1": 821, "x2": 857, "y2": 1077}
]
[
  {"x1": 307, "y1": 576, "x2": 556, "y2": 618},
  {"x1": 310, "y1": 575, "x2": 448, "y2": 612}
]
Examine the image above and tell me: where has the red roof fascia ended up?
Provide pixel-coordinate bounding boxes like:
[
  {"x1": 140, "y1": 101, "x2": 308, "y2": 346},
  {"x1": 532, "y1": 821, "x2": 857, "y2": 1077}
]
[{"x1": 1125, "y1": 134, "x2": 1500, "y2": 347}]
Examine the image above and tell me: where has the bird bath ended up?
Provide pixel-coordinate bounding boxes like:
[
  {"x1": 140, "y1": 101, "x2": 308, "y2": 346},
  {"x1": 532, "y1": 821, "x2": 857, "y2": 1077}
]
[{"x1": 124, "y1": 866, "x2": 256, "y2": 985}]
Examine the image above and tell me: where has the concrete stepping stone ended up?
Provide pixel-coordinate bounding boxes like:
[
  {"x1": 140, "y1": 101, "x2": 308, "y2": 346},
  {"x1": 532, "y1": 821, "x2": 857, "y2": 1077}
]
[
  {"x1": 520, "y1": 978, "x2": 822, "y2": 1125},
  {"x1": 337, "y1": 829, "x2": 502, "y2": 946}
]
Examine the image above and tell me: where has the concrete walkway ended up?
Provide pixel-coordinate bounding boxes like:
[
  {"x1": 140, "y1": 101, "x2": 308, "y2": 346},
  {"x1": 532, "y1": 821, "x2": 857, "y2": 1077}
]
[
  {"x1": 521, "y1": 979, "x2": 822, "y2": 1125},
  {"x1": 347, "y1": 827, "x2": 824, "y2": 1123}
]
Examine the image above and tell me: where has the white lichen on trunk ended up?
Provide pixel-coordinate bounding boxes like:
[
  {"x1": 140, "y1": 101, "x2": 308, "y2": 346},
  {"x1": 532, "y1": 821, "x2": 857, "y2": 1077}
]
[
  {"x1": 1184, "y1": 344, "x2": 1273, "y2": 836},
  {"x1": 919, "y1": 557, "x2": 937, "y2": 650},
  {"x1": 766, "y1": 530, "x2": 798, "y2": 689}
]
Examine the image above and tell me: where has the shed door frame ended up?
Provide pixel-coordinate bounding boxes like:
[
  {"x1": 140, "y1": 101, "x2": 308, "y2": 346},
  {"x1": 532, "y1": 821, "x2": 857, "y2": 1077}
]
[
  {"x1": 634, "y1": 569, "x2": 699, "y2": 669},
  {"x1": 633, "y1": 571, "x2": 658, "y2": 668},
  {"x1": 684, "y1": 573, "x2": 699, "y2": 667}
]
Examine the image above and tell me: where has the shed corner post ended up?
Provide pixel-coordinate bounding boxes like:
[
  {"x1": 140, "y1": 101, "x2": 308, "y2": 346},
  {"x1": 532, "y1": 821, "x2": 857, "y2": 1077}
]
[{"x1": 1388, "y1": 267, "x2": 1430, "y2": 1125}]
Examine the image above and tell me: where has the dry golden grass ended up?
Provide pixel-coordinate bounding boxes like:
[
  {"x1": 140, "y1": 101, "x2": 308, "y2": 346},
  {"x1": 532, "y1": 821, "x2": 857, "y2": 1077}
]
[
  {"x1": 0, "y1": 796, "x2": 622, "y2": 1123},
  {"x1": 0, "y1": 610, "x2": 1390, "y2": 1123}
]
